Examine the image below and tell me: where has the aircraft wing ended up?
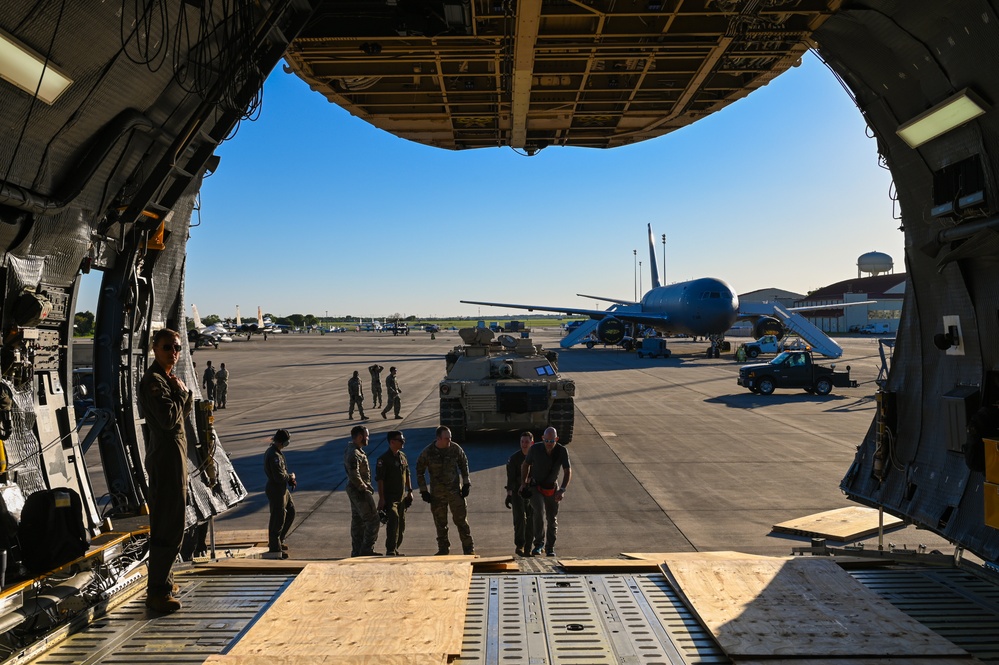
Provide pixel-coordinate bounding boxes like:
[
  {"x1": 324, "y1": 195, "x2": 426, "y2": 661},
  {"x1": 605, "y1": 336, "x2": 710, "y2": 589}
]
[{"x1": 460, "y1": 299, "x2": 668, "y2": 327}]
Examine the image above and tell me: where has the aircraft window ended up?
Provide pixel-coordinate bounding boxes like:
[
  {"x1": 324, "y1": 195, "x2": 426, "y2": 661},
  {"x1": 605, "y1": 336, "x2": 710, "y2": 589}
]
[{"x1": 710, "y1": 292, "x2": 720, "y2": 298}]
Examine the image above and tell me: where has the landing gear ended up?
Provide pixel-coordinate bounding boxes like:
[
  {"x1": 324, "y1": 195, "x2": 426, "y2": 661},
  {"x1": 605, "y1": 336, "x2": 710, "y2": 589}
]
[{"x1": 706, "y1": 333, "x2": 725, "y2": 358}]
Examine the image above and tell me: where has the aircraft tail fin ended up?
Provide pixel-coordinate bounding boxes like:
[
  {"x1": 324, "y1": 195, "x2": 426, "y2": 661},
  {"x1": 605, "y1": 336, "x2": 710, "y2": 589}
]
[
  {"x1": 648, "y1": 224, "x2": 661, "y2": 289},
  {"x1": 235, "y1": 305, "x2": 242, "y2": 326},
  {"x1": 192, "y1": 304, "x2": 204, "y2": 329},
  {"x1": 258, "y1": 306, "x2": 265, "y2": 327}
]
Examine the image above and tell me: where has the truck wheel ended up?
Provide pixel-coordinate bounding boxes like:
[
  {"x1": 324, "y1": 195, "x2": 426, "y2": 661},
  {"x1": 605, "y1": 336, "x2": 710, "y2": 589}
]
[
  {"x1": 747, "y1": 348, "x2": 759, "y2": 359},
  {"x1": 814, "y1": 378, "x2": 833, "y2": 396},
  {"x1": 758, "y1": 377, "x2": 776, "y2": 396},
  {"x1": 663, "y1": 349, "x2": 671, "y2": 358},
  {"x1": 637, "y1": 352, "x2": 644, "y2": 358},
  {"x1": 586, "y1": 341, "x2": 595, "y2": 349}
]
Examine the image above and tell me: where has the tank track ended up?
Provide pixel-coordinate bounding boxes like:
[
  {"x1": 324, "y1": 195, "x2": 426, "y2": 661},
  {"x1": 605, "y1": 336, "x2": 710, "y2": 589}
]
[{"x1": 548, "y1": 398, "x2": 574, "y2": 443}]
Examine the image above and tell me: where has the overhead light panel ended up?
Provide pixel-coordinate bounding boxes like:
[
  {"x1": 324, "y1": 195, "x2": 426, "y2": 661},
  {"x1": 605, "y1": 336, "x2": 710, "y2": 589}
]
[
  {"x1": 0, "y1": 29, "x2": 73, "y2": 105},
  {"x1": 897, "y1": 89, "x2": 987, "y2": 149}
]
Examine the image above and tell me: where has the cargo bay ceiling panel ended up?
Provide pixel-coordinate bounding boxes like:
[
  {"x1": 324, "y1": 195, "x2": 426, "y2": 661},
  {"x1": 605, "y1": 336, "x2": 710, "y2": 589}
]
[{"x1": 284, "y1": 0, "x2": 843, "y2": 152}]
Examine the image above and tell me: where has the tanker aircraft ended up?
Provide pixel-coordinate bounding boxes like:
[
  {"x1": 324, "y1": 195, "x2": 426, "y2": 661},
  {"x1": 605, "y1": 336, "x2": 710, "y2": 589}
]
[{"x1": 463, "y1": 225, "x2": 867, "y2": 358}]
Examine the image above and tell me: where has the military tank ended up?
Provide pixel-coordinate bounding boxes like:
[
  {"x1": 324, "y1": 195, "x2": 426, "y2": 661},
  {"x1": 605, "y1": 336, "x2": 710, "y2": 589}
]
[{"x1": 440, "y1": 328, "x2": 575, "y2": 443}]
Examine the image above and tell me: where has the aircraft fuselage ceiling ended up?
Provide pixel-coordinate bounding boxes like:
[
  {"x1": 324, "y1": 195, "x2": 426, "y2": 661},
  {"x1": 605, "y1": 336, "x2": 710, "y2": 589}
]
[{"x1": 3, "y1": 0, "x2": 999, "y2": 569}]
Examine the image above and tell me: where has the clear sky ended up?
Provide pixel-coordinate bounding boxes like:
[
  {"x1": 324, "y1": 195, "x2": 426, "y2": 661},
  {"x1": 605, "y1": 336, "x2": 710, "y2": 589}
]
[{"x1": 79, "y1": 51, "x2": 902, "y2": 321}]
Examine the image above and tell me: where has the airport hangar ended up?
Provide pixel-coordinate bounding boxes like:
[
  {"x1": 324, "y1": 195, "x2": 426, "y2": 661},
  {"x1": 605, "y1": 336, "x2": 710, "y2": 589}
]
[{"x1": 3, "y1": 0, "x2": 999, "y2": 613}]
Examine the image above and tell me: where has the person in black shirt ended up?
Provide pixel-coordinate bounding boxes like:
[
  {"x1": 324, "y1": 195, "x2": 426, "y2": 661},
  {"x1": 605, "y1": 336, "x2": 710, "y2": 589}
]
[
  {"x1": 520, "y1": 427, "x2": 571, "y2": 557},
  {"x1": 505, "y1": 432, "x2": 536, "y2": 556}
]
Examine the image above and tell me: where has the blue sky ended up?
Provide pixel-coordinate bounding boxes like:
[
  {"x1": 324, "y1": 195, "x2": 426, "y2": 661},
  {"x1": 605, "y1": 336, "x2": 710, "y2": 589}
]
[{"x1": 80, "y1": 51, "x2": 902, "y2": 321}]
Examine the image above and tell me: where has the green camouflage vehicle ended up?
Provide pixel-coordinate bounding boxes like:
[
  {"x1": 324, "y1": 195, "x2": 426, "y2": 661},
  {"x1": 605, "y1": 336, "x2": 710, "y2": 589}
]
[{"x1": 440, "y1": 328, "x2": 575, "y2": 443}]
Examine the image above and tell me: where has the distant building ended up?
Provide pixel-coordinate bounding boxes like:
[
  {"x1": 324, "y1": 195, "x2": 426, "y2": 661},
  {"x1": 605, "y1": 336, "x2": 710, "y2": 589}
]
[
  {"x1": 738, "y1": 288, "x2": 805, "y2": 309},
  {"x1": 794, "y1": 274, "x2": 906, "y2": 333}
]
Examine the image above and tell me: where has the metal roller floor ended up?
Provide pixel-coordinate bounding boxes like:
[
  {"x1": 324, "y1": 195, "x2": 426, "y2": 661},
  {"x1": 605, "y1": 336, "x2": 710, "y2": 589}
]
[{"x1": 18, "y1": 567, "x2": 999, "y2": 664}]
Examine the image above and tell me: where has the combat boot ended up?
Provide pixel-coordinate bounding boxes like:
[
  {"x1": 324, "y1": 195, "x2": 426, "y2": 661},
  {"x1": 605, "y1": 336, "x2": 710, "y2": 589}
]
[{"x1": 146, "y1": 594, "x2": 182, "y2": 613}]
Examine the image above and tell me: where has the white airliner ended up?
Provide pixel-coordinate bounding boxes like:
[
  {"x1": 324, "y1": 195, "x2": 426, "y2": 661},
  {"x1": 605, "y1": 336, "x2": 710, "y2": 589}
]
[{"x1": 463, "y1": 225, "x2": 872, "y2": 358}]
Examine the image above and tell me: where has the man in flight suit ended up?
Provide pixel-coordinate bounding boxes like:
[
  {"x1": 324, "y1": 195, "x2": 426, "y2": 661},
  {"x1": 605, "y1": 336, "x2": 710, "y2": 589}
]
[
  {"x1": 368, "y1": 364, "x2": 384, "y2": 409},
  {"x1": 264, "y1": 428, "x2": 296, "y2": 558},
  {"x1": 417, "y1": 425, "x2": 474, "y2": 555},
  {"x1": 344, "y1": 425, "x2": 380, "y2": 556},
  {"x1": 381, "y1": 366, "x2": 402, "y2": 419},
  {"x1": 348, "y1": 370, "x2": 367, "y2": 420},
  {"x1": 138, "y1": 328, "x2": 192, "y2": 613},
  {"x1": 376, "y1": 430, "x2": 413, "y2": 555},
  {"x1": 505, "y1": 432, "x2": 536, "y2": 556}
]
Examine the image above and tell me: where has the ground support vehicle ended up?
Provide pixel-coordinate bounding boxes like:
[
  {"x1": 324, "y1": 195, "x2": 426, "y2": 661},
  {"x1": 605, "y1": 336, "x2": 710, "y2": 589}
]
[
  {"x1": 741, "y1": 335, "x2": 807, "y2": 359},
  {"x1": 440, "y1": 328, "x2": 575, "y2": 442},
  {"x1": 737, "y1": 350, "x2": 857, "y2": 396},
  {"x1": 636, "y1": 337, "x2": 671, "y2": 358}
]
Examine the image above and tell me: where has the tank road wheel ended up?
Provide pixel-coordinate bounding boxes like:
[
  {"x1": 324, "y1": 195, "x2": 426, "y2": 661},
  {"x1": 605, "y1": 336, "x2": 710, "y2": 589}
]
[
  {"x1": 549, "y1": 398, "x2": 574, "y2": 444},
  {"x1": 757, "y1": 377, "x2": 776, "y2": 396},
  {"x1": 814, "y1": 377, "x2": 833, "y2": 396},
  {"x1": 747, "y1": 348, "x2": 759, "y2": 359}
]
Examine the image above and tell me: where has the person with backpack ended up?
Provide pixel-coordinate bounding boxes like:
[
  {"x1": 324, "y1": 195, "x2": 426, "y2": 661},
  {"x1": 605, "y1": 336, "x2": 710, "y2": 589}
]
[{"x1": 138, "y1": 328, "x2": 192, "y2": 613}]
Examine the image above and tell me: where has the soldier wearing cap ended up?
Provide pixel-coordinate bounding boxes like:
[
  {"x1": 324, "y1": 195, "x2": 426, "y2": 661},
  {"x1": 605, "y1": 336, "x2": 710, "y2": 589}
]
[
  {"x1": 380, "y1": 366, "x2": 402, "y2": 419},
  {"x1": 264, "y1": 428, "x2": 296, "y2": 558},
  {"x1": 138, "y1": 328, "x2": 192, "y2": 613},
  {"x1": 376, "y1": 430, "x2": 413, "y2": 555}
]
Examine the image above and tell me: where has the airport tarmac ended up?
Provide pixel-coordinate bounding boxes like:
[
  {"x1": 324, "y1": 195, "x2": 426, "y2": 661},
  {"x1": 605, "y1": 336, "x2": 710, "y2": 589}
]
[{"x1": 140, "y1": 329, "x2": 952, "y2": 559}]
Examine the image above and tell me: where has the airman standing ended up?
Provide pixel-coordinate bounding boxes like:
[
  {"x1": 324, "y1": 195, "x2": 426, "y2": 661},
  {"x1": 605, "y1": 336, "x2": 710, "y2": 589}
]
[
  {"x1": 376, "y1": 430, "x2": 413, "y2": 555},
  {"x1": 348, "y1": 370, "x2": 367, "y2": 420},
  {"x1": 520, "y1": 427, "x2": 571, "y2": 557},
  {"x1": 215, "y1": 362, "x2": 229, "y2": 408},
  {"x1": 368, "y1": 364, "x2": 384, "y2": 409},
  {"x1": 505, "y1": 432, "x2": 536, "y2": 556}
]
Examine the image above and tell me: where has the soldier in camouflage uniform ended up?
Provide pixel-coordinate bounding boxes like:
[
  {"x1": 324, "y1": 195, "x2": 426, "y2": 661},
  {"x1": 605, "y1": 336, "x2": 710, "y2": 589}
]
[
  {"x1": 416, "y1": 425, "x2": 474, "y2": 555},
  {"x1": 368, "y1": 364, "x2": 384, "y2": 409},
  {"x1": 347, "y1": 370, "x2": 367, "y2": 420},
  {"x1": 344, "y1": 425, "x2": 380, "y2": 556},
  {"x1": 380, "y1": 366, "x2": 402, "y2": 419}
]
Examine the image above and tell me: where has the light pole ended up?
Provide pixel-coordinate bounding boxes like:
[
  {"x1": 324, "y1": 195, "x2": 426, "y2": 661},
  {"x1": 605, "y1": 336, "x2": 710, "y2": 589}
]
[
  {"x1": 661, "y1": 233, "x2": 666, "y2": 284},
  {"x1": 633, "y1": 249, "x2": 637, "y2": 301},
  {"x1": 639, "y1": 261, "x2": 642, "y2": 295}
]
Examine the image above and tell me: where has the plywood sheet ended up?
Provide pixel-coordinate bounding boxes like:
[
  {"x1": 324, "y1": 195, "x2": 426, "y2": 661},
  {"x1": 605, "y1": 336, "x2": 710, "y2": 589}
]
[
  {"x1": 736, "y1": 660, "x2": 981, "y2": 665},
  {"x1": 771, "y1": 506, "x2": 903, "y2": 541},
  {"x1": 194, "y1": 554, "x2": 502, "y2": 574},
  {"x1": 226, "y1": 561, "x2": 471, "y2": 658},
  {"x1": 622, "y1": 551, "x2": 779, "y2": 562},
  {"x1": 559, "y1": 559, "x2": 662, "y2": 572},
  {"x1": 210, "y1": 529, "x2": 269, "y2": 545},
  {"x1": 661, "y1": 556, "x2": 967, "y2": 659},
  {"x1": 205, "y1": 655, "x2": 446, "y2": 665}
]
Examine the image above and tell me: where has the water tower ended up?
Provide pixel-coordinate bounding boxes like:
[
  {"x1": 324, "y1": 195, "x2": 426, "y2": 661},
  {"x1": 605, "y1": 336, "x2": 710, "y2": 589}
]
[{"x1": 858, "y1": 251, "x2": 894, "y2": 278}]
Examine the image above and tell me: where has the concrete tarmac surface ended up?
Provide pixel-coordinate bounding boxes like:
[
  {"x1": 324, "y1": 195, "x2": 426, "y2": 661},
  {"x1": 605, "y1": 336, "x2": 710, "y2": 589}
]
[{"x1": 179, "y1": 329, "x2": 950, "y2": 559}]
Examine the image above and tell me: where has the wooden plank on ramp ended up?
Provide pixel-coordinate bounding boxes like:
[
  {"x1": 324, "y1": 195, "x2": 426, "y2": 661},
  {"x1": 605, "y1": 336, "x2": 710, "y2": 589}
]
[
  {"x1": 205, "y1": 656, "x2": 446, "y2": 665},
  {"x1": 218, "y1": 560, "x2": 471, "y2": 660},
  {"x1": 771, "y1": 506, "x2": 903, "y2": 541},
  {"x1": 660, "y1": 556, "x2": 967, "y2": 659}
]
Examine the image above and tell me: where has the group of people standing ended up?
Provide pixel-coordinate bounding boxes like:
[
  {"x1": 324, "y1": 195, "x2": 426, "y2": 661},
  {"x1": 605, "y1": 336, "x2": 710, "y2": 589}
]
[
  {"x1": 265, "y1": 423, "x2": 571, "y2": 560},
  {"x1": 347, "y1": 364, "x2": 402, "y2": 420},
  {"x1": 199, "y1": 359, "x2": 229, "y2": 408}
]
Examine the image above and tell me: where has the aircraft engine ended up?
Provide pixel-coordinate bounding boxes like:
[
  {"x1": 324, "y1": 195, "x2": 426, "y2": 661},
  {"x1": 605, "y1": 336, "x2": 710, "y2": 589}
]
[
  {"x1": 753, "y1": 316, "x2": 785, "y2": 340},
  {"x1": 596, "y1": 318, "x2": 627, "y2": 345}
]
